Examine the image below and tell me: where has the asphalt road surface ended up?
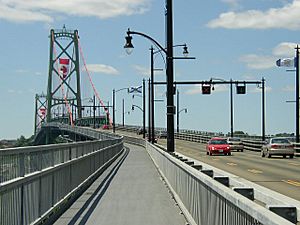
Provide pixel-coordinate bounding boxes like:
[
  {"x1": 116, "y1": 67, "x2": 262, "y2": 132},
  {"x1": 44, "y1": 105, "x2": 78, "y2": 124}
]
[{"x1": 158, "y1": 138, "x2": 300, "y2": 201}]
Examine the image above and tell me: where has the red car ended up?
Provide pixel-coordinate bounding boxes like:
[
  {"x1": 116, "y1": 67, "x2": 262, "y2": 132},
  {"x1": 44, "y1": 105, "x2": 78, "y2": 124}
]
[
  {"x1": 206, "y1": 137, "x2": 231, "y2": 156},
  {"x1": 102, "y1": 124, "x2": 110, "y2": 130}
]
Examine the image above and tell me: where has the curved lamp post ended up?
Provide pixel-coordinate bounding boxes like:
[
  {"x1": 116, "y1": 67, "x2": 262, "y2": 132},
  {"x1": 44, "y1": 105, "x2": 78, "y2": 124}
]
[
  {"x1": 176, "y1": 90, "x2": 188, "y2": 133},
  {"x1": 150, "y1": 44, "x2": 189, "y2": 143},
  {"x1": 124, "y1": 28, "x2": 175, "y2": 151}
]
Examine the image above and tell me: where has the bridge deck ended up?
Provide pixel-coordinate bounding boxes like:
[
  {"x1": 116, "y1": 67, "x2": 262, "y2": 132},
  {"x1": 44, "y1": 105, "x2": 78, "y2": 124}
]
[{"x1": 54, "y1": 143, "x2": 187, "y2": 225}]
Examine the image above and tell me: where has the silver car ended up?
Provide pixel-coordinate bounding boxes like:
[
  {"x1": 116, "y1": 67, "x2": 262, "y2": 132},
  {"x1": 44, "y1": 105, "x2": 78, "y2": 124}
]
[
  {"x1": 261, "y1": 138, "x2": 294, "y2": 158},
  {"x1": 227, "y1": 137, "x2": 244, "y2": 152}
]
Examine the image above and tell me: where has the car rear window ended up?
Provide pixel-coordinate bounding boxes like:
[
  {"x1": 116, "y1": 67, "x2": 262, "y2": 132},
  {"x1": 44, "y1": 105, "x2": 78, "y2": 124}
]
[
  {"x1": 271, "y1": 138, "x2": 290, "y2": 144},
  {"x1": 210, "y1": 139, "x2": 227, "y2": 144},
  {"x1": 228, "y1": 138, "x2": 241, "y2": 141}
]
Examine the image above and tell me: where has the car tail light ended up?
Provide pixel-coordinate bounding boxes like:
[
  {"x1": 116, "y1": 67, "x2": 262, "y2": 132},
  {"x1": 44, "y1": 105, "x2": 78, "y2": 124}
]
[
  {"x1": 287, "y1": 145, "x2": 294, "y2": 149},
  {"x1": 271, "y1": 144, "x2": 279, "y2": 149},
  {"x1": 226, "y1": 146, "x2": 230, "y2": 150}
]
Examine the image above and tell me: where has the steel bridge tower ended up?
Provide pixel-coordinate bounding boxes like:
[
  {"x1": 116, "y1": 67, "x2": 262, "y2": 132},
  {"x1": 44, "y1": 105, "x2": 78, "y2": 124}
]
[{"x1": 46, "y1": 26, "x2": 82, "y2": 124}]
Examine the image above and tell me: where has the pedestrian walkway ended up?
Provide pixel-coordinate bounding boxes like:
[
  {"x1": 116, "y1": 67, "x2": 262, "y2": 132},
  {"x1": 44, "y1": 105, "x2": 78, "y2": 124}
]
[{"x1": 54, "y1": 143, "x2": 187, "y2": 225}]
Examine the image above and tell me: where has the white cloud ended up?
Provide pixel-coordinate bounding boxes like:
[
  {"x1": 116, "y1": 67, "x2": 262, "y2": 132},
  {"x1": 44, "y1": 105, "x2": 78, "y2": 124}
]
[
  {"x1": 132, "y1": 65, "x2": 149, "y2": 76},
  {"x1": 86, "y1": 64, "x2": 119, "y2": 75},
  {"x1": 0, "y1": 0, "x2": 150, "y2": 23},
  {"x1": 132, "y1": 64, "x2": 163, "y2": 77},
  {"x1": 239, "y1": 54, "x2": 276, "y2": 69},
  {"x1": 212, "y1": 84, "x2": 228, "y2": 92},
  {"x1": 239, "y1": 42, "x2": 300, "y2": 70},
  {"x1": 282, "y1": 85, "x2": 295, "y2": 92},
  {"x1": 249, "y1": 86, "x2": 272, "y2": 93},
  {"x1": 272, "y1": 42, "x2": 298, "y2": 56},
  {"x1": 185, "y1": 85, "x2": 201, "y2": 95},
  {"x1": 185, "y1": 84, "x2": 228, "y2": 95},
  {"x1": 207, "y1": 0, "x2": 300, "y2": 30}
]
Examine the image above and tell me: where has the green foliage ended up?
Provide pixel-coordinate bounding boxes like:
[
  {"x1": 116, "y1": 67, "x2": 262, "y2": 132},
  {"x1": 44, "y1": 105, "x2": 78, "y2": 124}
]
[{"x1": 14, "y1": 135, "x2": 34, "y2": 147}]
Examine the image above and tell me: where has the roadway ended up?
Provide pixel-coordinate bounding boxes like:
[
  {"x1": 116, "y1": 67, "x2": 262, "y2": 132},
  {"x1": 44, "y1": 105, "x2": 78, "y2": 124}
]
[
  {"x1": 114, "y1": 130, "x2": 300, "y2": 201},
  {"x1": 159, "y1": 138, "x2": 300, "y2": 201},
  {"x1": 54, "y1": 143, "x2": 187, "y2": 225}
]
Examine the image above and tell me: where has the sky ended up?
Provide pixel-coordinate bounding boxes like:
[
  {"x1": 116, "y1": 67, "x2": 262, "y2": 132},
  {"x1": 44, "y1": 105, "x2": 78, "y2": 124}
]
[{"x1": 0, "y1": 0, "x2": 299, "y2": 139}]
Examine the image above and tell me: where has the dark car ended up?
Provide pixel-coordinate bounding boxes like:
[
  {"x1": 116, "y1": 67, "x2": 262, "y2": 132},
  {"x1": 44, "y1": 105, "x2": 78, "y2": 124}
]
[
  {"x1": 157, "y1": 130, "x2": 167, "y2": 139},
  {"x1": 137, "y1": 128, "x2": 147, "y2": 135}
]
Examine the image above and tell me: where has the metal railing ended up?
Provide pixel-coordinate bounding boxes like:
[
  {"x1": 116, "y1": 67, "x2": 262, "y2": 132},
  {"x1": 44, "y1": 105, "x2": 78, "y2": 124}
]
[
  {"x1": 119, "y1": 133, "x2": 298, "y2": 224},
  {"x1": 0, "y1": 125, "x2": 123, "y2": 225},
  {"x1": 146, "y1": 142, "x2": 294, "y2": 225}
]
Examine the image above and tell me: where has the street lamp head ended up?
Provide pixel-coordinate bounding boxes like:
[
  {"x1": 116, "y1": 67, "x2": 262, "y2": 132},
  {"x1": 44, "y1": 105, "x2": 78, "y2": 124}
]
[
  {"x1": 183, "y1": 45, "x2": 189, "y2": 57},
  {"x1": 124, "y1": 32, "x2": 134, "y2": 55}
]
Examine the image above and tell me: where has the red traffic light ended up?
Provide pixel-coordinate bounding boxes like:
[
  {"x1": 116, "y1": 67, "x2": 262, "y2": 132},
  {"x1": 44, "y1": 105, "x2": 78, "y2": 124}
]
[{"x1": 202, "y1": 84, "x2": 211, "y2": 95}]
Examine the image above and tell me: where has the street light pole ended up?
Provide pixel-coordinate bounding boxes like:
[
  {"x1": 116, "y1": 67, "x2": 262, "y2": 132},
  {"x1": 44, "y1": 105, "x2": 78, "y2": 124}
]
[
  {"x1": 150, "y1": 46, "x2": 155, "y2": 144},
  {"x1": 143, "y1": 79, "x2": 146, "y2": 139},
  {"x1": 177, "y1": 90, "x2": 179, "y2": 133},
  {"x1": 113, "y1": 89, "x2": 115, "y2": 132},
  {"x1": 148, "y1": 79, "x2": 151, "y2": 142},
  {"x1": 262, "y1": 77, "x2": 266, "y2": 141},
  {"x1": 93, "y1": 95, "x2": 96, "y2": 129},
  {"x1": 230, "y1": 79, "x2": 234, "y2": 137},
  {"x1": 296, "y1": 45, "x2": 299, "y2": 143},
  {"x1": 122, "y1": 98, "x2": 125, "y2": 127},
  {"x1": 166, "y1": 0, "x2": 175, "y2": 152}
]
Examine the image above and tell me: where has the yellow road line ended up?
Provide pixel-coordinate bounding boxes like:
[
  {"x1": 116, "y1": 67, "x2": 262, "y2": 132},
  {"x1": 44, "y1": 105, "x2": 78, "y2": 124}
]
[
  {"x1": 212, "y1": 159, "x2": 220, "y2": 161},
  {"x1": 227, "y1": 162, "x2": 237, "y2": 166},
  {"x1": 282, "y1": 180, "x2": 300, "y2": 187},
  {"x1": 248, "y1": 169, "x2": 263, "y2": 174},
  {"x1": 288, "y1": 162, "x2": 300, "y2": 166}
]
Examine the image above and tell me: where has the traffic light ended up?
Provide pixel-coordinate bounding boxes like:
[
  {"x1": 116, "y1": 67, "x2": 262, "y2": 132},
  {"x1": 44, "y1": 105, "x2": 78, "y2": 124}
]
[
  {"x1": 236, "y1": 85, "x2": 246, "y2": 94},
  {"x1": 202, "y1": 84, "x2": 211, "y2": 95}
]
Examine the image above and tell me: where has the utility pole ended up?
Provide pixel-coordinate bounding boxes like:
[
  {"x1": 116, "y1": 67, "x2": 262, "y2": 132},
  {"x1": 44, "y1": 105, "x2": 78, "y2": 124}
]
[
  {"x1": 143, "y1": 79, "x2": 146, "y2": 139},
  {"x1": 166, "y1": 0, "x2": 175, "y2": 152},
  {"x1": 148, "y1": 79, "x2": 151, "y2": 142},
  {"x1": 177, "y1": 90, "x2": 179, "y2": 133},
  {"x1": 296, "y1": 45, "x2": 299, "y2": 142}
]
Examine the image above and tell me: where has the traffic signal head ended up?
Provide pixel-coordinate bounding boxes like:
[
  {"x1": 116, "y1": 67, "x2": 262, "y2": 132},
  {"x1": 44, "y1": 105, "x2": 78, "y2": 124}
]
[
  {"x1": 202, "y1": 84, "x2": 211, "y2": 95},
  {"x1": 236, "y1": 85, "x2": 246, "y2": 94}
]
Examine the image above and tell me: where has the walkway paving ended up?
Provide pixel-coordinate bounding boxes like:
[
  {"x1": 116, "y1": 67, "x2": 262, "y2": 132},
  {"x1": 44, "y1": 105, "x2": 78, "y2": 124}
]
[{"x1": 54, "y1": 143, "x2": 187, "y2": 225}]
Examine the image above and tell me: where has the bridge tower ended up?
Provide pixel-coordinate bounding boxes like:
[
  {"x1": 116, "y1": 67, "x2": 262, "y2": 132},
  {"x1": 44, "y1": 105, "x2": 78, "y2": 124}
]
[
  {"x1": 46, "y1": 26, "x2": 82, "y2": 124},
  {"x1": 34, "y1": 93, "x2": 47, "y2": 134}
]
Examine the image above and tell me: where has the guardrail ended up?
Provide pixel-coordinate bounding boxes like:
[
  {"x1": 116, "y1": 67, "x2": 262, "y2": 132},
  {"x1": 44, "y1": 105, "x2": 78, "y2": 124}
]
[
  {"x1": 120, "y1": 133, "x2": 299, "y2": 224},
  {"x1": 116, "y1": 124, "x2": 300, "y2": 156},
  {"x1": 146, "y1": 143, "x2": 296, "y2": 225},
  {"x1": 0, "y1": 124, "x2": 123, "y2": 225}
]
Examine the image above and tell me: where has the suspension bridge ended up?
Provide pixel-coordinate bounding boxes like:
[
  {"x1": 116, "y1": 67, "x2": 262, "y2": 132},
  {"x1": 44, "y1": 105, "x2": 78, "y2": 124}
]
[{"x1": 1, "y1": 27, "x2": 300, "y2": 225}]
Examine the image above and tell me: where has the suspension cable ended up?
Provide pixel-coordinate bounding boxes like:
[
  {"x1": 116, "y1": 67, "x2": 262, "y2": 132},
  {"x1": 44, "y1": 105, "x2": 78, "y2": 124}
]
[{"x1": 77, "y1": 34, "x2": 112, "y2": 126}]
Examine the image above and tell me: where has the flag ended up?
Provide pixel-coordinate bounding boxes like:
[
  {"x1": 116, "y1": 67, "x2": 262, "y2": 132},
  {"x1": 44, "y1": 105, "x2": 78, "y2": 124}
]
[
  {"x1": 59, "y1": 58, "x2": 70, "y2": 78},
  {"x1": 128, "y1": 86, "x2": 142, "y2": 93},
  {"x1": 276, "y1": 58, "x2": 295, "y2": 67}
]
